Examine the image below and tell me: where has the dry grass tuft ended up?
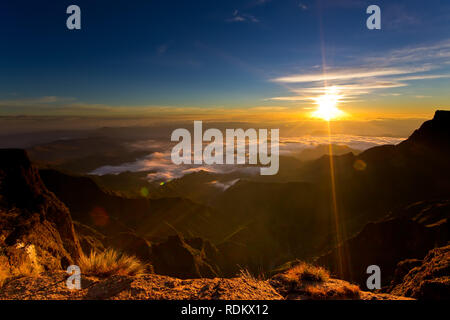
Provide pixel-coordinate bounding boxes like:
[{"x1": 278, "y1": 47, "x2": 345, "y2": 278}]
[
  {"x1": 270, "y1": 261, "x2": 361, "y2": 300},
  {"x1": 238, "y1": 268, "x2": 267, "y2": 281},
  {"x1": 284, "y1": 262, "x2": 330, "y2": 283},
  {"x1": 0, "y1": 263, "x2": 41, "y2": 287},
  {"x1": 239, "y1": 268, "x2": 256, "y2": 281},
  {"x1": 304, "y1": 282, "x2": 360, "y2": 300},
  {"x1": 79, "y1": 248, "x2": 147, "y2": 277}
]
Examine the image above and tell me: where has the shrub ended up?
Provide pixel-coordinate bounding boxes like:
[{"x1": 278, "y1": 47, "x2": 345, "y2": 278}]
[{"x1": 79, "y1": 248, "x2": 146, "y2": 277}]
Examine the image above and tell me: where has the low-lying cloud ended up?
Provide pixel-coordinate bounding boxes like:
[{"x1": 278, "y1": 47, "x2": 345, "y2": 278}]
[
  {"x1": 90, "y1": 150, "x2": 260, "y2": 182},
  {"x1": 90, "y1": 134, "x2": 405, "y2": 182}
]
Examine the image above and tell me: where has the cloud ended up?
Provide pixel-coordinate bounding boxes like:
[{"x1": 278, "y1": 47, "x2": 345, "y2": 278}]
[
  {"x1": 269, "y1": 39, "x2": 450, "y2": 103},
  {"x1": 90, "y1": 150, "x2": 259, "y2": 182},
  {"x1": 298, "y1": 2, "x2": 308, "y2": 10},
  {"x1": 89, "y1": 133, "x2": 406, "y2": 182},
  {"x1": 383, "y1": 3, "x2": 421, "y2": 30},
  {"x1": 394, "y1": 74, "x2": 450, "y2": 81},
  {"x1": 271, "y1": 67, "x2": 430, "y2": 83},
  {"x1": 362, "y1": 39, "x2": 450, "y2": 66},
  {"x1": 270, "y1": 80, "x2": 411, "y2": 102},
  {"x1": 227, "y1": 10, "x2": 259, "y2": 23},
  {"x1": 279, "y1": 135, "x2": 405, "y2": 154}
]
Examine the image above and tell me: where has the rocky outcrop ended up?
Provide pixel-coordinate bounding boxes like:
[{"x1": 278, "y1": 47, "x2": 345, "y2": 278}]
[
  {"x1": 316, "y1": 199, "x2": 450, "y2": 287},
  {"x1": 391, "y1": 245, "x2": 450, "y2": 299},
  {"x1": 389, "y1": 258, "x2": 422, "y2": 289},
  {"x1": 0, "y1": 149, "x2": 81, "y2": 278}
]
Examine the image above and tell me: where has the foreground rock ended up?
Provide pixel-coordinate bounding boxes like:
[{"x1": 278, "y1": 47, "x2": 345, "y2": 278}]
[
  {"x1": 0, "y1": 149, "x2": 81, "y2": 279},
  {"x1": 390, "y1": 245, "x2": 450, "y2": 299},
  {"x1": 0, "y1": 270, "x2": 411, "y2": 300},
  {"x1": 0, "y1": 272, "x2": 282, "y2": 300}
]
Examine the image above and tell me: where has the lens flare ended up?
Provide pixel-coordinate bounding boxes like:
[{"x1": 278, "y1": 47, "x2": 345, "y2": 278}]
[{"x1": 89, "y1": 207, "x2": 109, "y2": 227}]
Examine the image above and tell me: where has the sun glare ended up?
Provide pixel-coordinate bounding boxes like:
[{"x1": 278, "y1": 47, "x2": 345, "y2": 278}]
[{"x1": 311, "y1": 87, "x2": 345, "y2": 121}]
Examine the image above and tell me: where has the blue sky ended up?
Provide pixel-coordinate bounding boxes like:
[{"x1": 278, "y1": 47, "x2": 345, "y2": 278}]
[{"x1": 1, "y1": 0, "x2": 450, "y2": 117}]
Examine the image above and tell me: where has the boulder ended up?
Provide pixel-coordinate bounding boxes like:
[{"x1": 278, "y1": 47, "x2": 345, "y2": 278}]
[{"x1": 391, "y1": 245, "x2": 450, "y2": 299}]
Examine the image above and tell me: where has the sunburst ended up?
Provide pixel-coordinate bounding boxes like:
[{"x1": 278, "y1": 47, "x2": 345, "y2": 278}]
[{"x1": 311, "y1": 87, "x2": 345, "y2": 121}]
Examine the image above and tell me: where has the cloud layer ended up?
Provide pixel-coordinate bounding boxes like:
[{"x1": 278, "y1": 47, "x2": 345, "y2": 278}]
[{"x1": 90, "y1": 134, "x2": 405, "y2": 182}]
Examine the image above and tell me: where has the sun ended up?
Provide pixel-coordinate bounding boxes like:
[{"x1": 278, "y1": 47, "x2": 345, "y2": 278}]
[{"x1": 311, "y1": 87, "x2": 345, "y2": 121}]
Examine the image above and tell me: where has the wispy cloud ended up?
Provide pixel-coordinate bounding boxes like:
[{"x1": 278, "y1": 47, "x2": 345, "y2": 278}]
[
  {"x1": 298, "y1": 2, "x2": 308, "y2": 11},
  {"x1": 90, "y1": 150, "x2": 259, "y2": 182},
  {"x1": 383, "y1": 3, "x2": 421, "y2": 30},
  {"x1": 279, "y1": 135, "x2": 405, "y2": 154},
  {"x1": 394, "y1": 74, "x2": 450, "y2": 81},
  {"x1": 362, "y1": 39, "x2": 450, "y2": 66},
  {"x1": 271, "y1": 67, "x2": 431, "y2": 83},
  {"x1": 227, "y1": 10, "x2": 259, "y2": 23},
  {"x1": 269, "y1": 39, "x2": 450, "y2": 103}
]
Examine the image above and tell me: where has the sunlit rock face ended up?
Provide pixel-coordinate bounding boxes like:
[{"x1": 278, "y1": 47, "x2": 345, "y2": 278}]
[{"x1": 0, "y1": 149, "x2": 81, "y2": 276}]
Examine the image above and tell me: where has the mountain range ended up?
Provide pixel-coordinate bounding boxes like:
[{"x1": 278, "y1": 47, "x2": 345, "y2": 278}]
[{"x1": 0, "y1": 110, "x2": 449, "y2": 299}]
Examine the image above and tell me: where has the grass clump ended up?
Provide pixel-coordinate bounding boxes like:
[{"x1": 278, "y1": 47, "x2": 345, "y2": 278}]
[
  {"x1": 284, "y1": 262, "x2": 330, "y2": 283},
  {"x1": 238, "y1": 268, "x2": 266, "y2": 281},
  {"x1": 270, "y1": 261, "x2": 360, "y2": 300},
  {"x1": 79, "y1": 248, "x2": 146, "y2": 277}
]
